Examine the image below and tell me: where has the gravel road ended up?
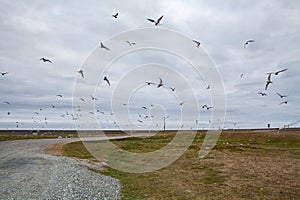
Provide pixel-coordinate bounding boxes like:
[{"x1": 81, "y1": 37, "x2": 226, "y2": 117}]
[{"x1": 0, "y1": 138, "x2": 123, "y2": 200}]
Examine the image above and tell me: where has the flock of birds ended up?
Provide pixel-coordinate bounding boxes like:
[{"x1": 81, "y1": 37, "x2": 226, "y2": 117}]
[
  {"x1": 0, "y1": 12, "x2": 292, "y2": 130},
  {"x1": 257, "y1": 68, "x2": 289, "y2": 105}
]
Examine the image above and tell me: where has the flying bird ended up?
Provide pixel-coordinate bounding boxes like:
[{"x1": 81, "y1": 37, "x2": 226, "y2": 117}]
[
  {"x1": 276, "y1": 92, "x2": 287, "y2": 98},
  {"x1": 157, "y1": 78, "x2": 163, "y2": 88},
  {"x1": 4, "y1": 101, "x2": 10, "y2": 105},
  {"x1": 206, "y1": 106, "x2": 213, "y2": 110},
  {"x1": 192, "y1": 40, "x2": 201, "y2": 47},
  {"x1": 147, "y1": 15, "x2": 163, "y2": 26},
  {"x1": 244, "y1": 40, "x2": 254, "y2": 48},
  {"x1": 279, "y1": 101, "x2": 288, "y2": 105},
  {"x1": 145, "y1": 81, "x2": 155, "y2": 85},
  {"x1": 142, "y1": 106, "x2": 147, "y2": 109},
  {"x1": 274, "y1": 68, "x2": 288, "y2": 75},
  {"x1": 1, "y1": 72, "x2": 8, "y2": 76},
  {"x1": 170, "y1": 87, "x2": 175, "y2": 92},
  {"x1": 179, "y1": 101, "x2": 185, "y2": 106},
  {"x1": 126, "y1": 41, "x2": 136, "y2": 46},
  {"x1": 40, "y1": 57, "x2": 52, "y2": 63},
  {"x1": 104, "y1": 76, "x2": 110, "y2": 86},
  {"x1": 80, "y1": 98, "x2": 85, "y2": 102},
  {"x1": 112, "y1": 12, "x2": 118, "y2": 18},
  {"x1": 56, "y1": 95, "x2": 63, "y2": 98},
  {"x1": 258, "y1": 92, "x2": 267, "y2": 96},
  {"x1": 240, "y1": 73, "x2": 244, "y2": 78},
  {"x1": 78, "y1": 70, "x2": 84, "y2": 78},
  {"x1": 100, "y1": 42, "x2": 110, "y2": 51},
  {"x1": 90, "y1": 95, "x2": 98, "y2": 100},
  {"x1": 206, "y1": 85, "x2": 210, "y2": 90}
]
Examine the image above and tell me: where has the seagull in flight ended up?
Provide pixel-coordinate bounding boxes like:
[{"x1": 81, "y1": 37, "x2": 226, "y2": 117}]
[
  {"x1": 104, "y1": 76, "x2": 110, "y2": 86},
  {"x1": 192, "y1": 40, "x2": 201, "y2": 47},
  {"x1": 240, "y1": 73, "x2": 244, "y2": 78},
  {"x1": 202, "y1": 105, "x2": 213, "y2": 110},
  {"x1": 206, "y1": 85, "x2": 210, "y2": 90},
  {"x1": 258, "y1": 92, "x2": 267, "y2": 96},
  {"x1": 78, "y1": 70, "x2": 84, "y2": 78},
  {"x1": 280, "y1": 101, "x2": 288, "y2": 105},
  {"x1": 157, "y1": 78, "x2": 163, "y2": 88},
  {"x1": 147, "y1": 15, "x2": 163, "y2": 26},
  {"x1": 56, "y1": 95, "x2": 63, "y2": 98},
  {"x1": 170, "y1": 87, "x2": 175, "y2": 92},
  {"x1": 126, "y1": 41, "x2": 136, "y2": 46},
  {"x1": 80, "y1": 98, "x2": 85, "y2": 102},
  {"x1": 40, "y1": 57, "x2": 52, "y2": 63},
  {"x1": 90, "y1": 95, "x2": 98, "y2": 100},
  {"x1": 145, "y1": 81, "x2": 155, "y2": 85},
  {"x1": 179, "y1": 101, "x2": 185, "y2": 106},
  {"x1": 276, "y1": 92, "x2": 287, "y2": 98},
  {"x1": 100, "y1": 42, "x2": 110, "y2": 51},
  {"x1": 112, "y1": 12, "x2": 118, "y2": 18},
  {"x1": 1, "y1": 72, "x2": 8, "y2": 76},
  {"x1": 274, "y1": 68, "x2": 288, "y2": 75},
  {"x1": 4, "y1": 101, "x2": 10, "y2": 105},
  {"x1": 206, "y1": 106, "x2": 213, "y2": 110},
  {"x1": 244, "y1": 40, "x2": 254, "y2": 48}
]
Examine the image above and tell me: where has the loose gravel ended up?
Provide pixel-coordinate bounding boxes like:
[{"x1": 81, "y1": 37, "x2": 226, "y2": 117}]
[{"x1": 0, "y1": 138, "x2": 121, "y2": 200}]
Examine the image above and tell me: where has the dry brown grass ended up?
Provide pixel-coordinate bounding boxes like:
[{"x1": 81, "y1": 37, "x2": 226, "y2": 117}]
[
  {"x1": 47, "y1": 129, "x2": 300, "y2": 200},
  {"x1": 43, "y1": 142, "x2": 69, "y2": 156}
]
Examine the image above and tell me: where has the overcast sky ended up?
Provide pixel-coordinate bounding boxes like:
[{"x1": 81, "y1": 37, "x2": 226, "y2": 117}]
[{"x1": 0, "y1": 0, "x2": 300, "y2": 130}]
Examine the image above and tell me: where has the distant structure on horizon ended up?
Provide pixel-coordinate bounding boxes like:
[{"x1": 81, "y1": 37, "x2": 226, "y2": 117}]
[
  {"x1": 284, "y1": 124, "x2": 290, "y2": 128},
  {"x1": 283, "y1": 120, "x2": 300, "y2": 129}
]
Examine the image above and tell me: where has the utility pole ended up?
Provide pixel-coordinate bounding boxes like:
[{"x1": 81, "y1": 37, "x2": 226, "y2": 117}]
[
  {"x1": 163, "y1": 116, "x2": 166, "y2": 132},
  {"x1": 163, "y1": 116, "x2": 169, "y2": 132}
]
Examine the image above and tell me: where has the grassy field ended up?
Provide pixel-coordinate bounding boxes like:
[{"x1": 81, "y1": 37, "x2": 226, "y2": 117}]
[
  {"x1": 0, "y1": 134, "x2": 75, "y2": 141},
  {"x1": 54, "y1": 129, "x2": 300, "y2": 199}
]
